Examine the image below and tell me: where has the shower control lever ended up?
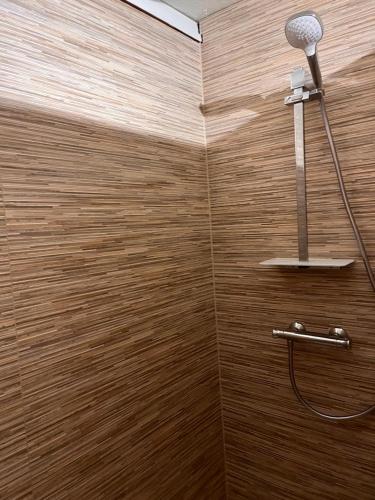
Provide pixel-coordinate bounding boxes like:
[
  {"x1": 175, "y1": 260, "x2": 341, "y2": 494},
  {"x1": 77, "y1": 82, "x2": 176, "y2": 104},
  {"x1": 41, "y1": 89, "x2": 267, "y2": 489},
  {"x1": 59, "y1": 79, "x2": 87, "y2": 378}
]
[{"x1": 272, "y1": 321, "x2": 351, "y2": 348}]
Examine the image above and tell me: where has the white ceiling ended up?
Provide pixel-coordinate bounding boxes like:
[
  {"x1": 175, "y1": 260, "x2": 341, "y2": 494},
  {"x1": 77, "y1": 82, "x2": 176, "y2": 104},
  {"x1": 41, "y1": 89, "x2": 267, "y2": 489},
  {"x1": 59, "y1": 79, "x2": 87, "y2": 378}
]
[{"x1": 162, "y1": 0, "x2": 238, "y2": 20}]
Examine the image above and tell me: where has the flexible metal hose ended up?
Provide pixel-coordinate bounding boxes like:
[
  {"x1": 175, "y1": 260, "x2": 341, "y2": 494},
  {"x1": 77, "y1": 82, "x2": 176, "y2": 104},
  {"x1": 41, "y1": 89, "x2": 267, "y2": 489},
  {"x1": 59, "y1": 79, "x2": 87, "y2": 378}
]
[
  {"x1": 320, "y1": 96, "x2": 375, "y2": 291},
  {"x1": 288, "y1": 340, "x2": 375, "y2": 420},
  {"x1": 287, "y1": 96, "x2": 375, "y2": 420}
]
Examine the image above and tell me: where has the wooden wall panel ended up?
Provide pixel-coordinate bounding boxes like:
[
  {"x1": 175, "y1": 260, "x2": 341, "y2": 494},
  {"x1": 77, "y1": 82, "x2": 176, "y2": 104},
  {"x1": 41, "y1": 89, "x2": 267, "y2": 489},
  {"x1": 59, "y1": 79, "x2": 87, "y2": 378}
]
[
  {"x1": 201, "y1": 1, "x2": 375, "y2": 498},
  {"x1": 0, "y1": 0, "x2": 225, "y2": 498},
  {"x1": 0, "y1": 189, "x2": 31, "y2": 499}
]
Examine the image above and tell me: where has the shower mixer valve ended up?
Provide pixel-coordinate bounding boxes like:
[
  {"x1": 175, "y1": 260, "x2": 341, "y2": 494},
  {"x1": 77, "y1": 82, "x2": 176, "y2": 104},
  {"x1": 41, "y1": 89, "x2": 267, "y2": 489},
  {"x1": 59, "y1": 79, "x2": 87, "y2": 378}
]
[{"x1": 272, "y1": 321, "x2": 352, "y2": 349}]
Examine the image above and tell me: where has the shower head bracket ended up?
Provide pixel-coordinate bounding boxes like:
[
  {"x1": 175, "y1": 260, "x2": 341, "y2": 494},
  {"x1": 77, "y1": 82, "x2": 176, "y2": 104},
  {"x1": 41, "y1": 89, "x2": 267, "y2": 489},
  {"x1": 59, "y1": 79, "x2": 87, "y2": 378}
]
[
  {"x1": 284, "y1": 88, "x2": 322, "y2": 106},
  {"x1": 284, "y1": 68, "x2": 323, "y2": 105}
]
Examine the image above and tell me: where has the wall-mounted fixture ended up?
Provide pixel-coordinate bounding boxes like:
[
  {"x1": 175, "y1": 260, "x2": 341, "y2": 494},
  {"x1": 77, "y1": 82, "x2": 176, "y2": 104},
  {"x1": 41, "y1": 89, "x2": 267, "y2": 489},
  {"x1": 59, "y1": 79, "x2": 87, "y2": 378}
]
[
  {"x1": 268, "y1": 11, "x2": 374, "y2": 421},
  {"x1": 261, "y1": 12, "x2": 355, "y2": 269},
  {"x1": 273, "y1": 321, "x2": 351, "y2": 349},
  {"x1": 260, "y1": 66, "x2": 354, "y2": 268}
]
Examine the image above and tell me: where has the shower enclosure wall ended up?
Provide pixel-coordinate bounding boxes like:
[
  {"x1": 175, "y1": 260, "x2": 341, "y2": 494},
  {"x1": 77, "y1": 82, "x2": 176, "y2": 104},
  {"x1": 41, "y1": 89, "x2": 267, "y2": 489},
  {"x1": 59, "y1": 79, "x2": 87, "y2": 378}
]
[
  {"x1": 0, "y1": 0, "x2": 374, "y2": 499},
  {"x1": 201, "y1": 0, "x2": 375, "y2": 498},
  {"x1": 0, "y1": 1, "x2": 225, "y2": 497}
]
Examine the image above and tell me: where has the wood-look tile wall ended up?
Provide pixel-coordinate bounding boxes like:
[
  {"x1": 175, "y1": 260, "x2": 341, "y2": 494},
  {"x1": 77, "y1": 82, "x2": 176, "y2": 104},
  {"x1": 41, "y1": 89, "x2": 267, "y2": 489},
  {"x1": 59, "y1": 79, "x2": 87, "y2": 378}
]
[
  {"x1": 201, "y1": 1, "x2": 375, "y2": 498},
  {"x1": 0, "y1": 0, "x2": 226, "y2": 497}
]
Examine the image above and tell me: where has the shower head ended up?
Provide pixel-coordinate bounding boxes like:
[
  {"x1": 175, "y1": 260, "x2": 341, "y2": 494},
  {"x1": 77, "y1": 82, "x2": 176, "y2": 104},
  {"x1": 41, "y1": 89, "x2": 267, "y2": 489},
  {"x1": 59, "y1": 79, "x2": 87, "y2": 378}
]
[
  {"x1": 285, "y1": 11, "x2": 324, "y2": 89},
  {"x1": 285, "y1": 11, "x2": 323, "y2": 57}
]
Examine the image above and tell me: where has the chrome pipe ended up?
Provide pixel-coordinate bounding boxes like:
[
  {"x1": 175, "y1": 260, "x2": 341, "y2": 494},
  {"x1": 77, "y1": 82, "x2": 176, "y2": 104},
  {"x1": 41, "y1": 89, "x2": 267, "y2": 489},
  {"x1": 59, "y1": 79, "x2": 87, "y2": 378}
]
[{"x1": 272, "y1": 328, "x2": 351, "y2": 348}]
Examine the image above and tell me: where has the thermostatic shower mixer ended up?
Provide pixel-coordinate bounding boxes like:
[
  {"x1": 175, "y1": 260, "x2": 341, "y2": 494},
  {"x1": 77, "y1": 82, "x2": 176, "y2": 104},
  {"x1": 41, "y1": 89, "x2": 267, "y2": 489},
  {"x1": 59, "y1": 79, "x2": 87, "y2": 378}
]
[{"x1": 273, "y1": 321, "x2": 351, "y2": 349}]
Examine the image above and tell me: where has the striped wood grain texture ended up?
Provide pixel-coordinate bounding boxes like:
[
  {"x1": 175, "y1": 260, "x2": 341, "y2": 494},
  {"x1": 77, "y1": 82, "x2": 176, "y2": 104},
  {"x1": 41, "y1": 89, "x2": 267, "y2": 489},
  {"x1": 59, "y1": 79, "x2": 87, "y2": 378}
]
[
  {"x1": 201, "y1": 1, "x2": 375, "y2": 498},
  {"x1": 0, "y1": 0, "x2": 226, "y2": 498}
]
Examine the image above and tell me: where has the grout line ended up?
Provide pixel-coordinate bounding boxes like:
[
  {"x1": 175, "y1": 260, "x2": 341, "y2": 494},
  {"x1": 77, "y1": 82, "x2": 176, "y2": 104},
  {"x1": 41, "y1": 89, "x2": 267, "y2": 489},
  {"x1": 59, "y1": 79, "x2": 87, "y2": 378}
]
[{"x1": 199, "y1": 39, "x2": 229, "y2": 500}]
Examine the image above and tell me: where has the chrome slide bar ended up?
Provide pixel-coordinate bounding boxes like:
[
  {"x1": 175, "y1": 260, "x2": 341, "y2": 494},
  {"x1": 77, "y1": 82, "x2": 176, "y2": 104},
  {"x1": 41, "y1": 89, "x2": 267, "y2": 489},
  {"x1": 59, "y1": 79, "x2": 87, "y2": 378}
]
[{"x1": 291, "y1": 68, "x2": 309, "y2": 261}]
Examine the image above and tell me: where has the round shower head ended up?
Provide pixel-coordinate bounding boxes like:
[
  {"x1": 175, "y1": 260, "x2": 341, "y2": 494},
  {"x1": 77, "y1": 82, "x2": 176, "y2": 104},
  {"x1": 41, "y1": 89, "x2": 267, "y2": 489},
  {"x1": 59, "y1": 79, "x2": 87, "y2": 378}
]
[{"x1": 285, "y1": 11, "x2": 323, "y2": 57}]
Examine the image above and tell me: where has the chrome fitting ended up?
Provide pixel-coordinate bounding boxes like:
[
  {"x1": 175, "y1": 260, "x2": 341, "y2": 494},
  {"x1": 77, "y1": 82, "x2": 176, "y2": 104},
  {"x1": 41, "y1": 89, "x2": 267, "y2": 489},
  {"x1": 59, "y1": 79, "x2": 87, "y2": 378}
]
[
  {"x1": 284, "y1": 88, "x2": 323, "y2": 105},
  {"x1": 272, "y1": 321, "x2": 352, "y2": 348}
]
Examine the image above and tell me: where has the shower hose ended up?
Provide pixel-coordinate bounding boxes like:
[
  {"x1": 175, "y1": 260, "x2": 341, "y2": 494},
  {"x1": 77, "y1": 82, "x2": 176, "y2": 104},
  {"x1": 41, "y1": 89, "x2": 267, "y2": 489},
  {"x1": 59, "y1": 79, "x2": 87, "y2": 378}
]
[{"x1": 287, "y1": 95, "x2": 375, "y2": 421}]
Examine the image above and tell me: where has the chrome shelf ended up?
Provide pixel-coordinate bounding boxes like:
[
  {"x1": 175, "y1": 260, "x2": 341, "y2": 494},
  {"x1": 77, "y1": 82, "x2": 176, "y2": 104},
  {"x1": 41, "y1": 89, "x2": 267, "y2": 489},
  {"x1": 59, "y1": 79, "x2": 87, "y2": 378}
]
[{"x1": 260, "y1": 257, "x2": 354, "y2": 268}]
